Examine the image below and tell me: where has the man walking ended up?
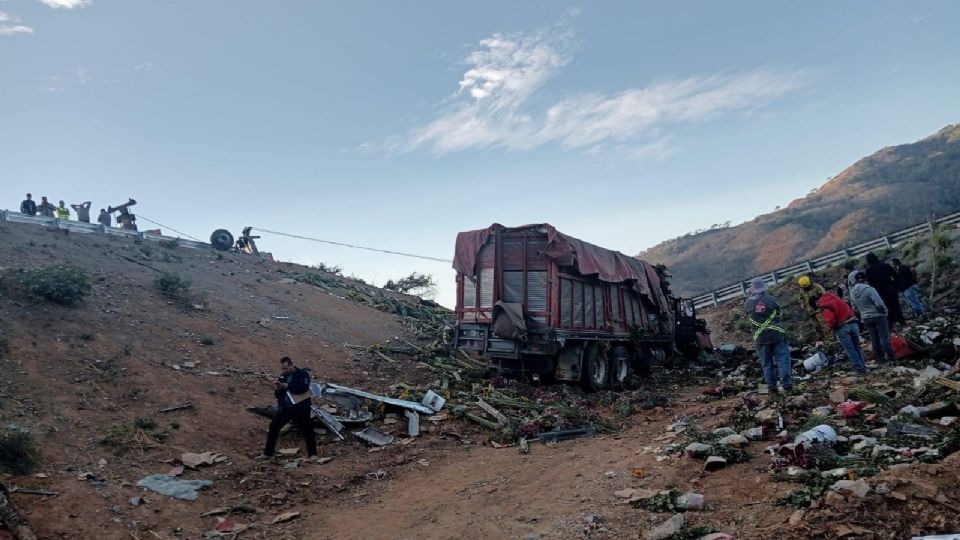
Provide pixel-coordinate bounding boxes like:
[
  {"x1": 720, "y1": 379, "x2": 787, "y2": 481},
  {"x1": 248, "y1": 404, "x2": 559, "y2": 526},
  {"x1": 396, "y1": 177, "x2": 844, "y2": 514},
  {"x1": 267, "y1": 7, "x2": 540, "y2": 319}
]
[
  {"x1": 849, "y1": 271, "x2": 895, "y2": 362},
  {"x1": 864, "y1": 253, "x2": 905, "y2": 326},
  {"x1": 811, "y1": 291, "x2": 868, "y2": 375},
  {"x1": 745, "y1": 277, "x2": 792, "y2": 393},
  {"x1": 38, "y1": 196, "x2": 56, "y2": 217},
  {"x1": 71, "y1": 201, "x2": 92, "y2": 223},
  {"x1": 258, "y1": 356, "x2": 319, "y2": 461},
  {"x1": 892, "y1": 258, "x2": 925, "y2": 320},
  {"x1": 20, "y1": 194, "x2": 37, "y2": 216}
]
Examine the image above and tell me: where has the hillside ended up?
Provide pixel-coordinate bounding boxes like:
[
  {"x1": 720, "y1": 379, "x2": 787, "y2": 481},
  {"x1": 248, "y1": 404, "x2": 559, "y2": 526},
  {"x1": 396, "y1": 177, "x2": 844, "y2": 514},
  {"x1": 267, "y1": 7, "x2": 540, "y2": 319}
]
[
  {"x1": 2, "y1": 218, "x2": 960, "y2": 540},
  {"x1": 641, "y1": 123, "x2": 960, "y2": 295}
]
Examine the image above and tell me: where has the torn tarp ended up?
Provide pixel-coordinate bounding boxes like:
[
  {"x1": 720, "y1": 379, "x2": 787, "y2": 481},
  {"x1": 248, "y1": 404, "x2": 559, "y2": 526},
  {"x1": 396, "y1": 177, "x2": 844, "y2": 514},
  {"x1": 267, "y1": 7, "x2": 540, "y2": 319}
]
[{"x1": 453, "y1": 223, "x2": 670, "y2": 311}]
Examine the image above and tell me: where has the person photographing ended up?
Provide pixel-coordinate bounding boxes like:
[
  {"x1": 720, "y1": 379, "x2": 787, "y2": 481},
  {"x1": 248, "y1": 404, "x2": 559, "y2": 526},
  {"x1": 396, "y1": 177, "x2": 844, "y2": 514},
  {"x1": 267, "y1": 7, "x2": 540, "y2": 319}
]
[{"x1": 257, "y1": 356, "x2": 319, "y2": 462}]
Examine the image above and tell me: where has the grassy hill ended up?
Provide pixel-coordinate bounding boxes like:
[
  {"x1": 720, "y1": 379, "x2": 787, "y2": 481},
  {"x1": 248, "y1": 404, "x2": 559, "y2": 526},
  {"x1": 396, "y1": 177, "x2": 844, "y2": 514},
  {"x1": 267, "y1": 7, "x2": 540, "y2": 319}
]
[{"x1": 641, "y1": 123, "x2": 960, "y2": 295}]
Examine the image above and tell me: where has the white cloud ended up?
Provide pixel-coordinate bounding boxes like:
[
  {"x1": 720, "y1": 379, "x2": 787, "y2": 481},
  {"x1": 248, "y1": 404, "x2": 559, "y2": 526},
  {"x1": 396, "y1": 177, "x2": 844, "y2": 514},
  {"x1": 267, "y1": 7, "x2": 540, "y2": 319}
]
[
  {"x1": 134, "y1": 62, "x2": 154, "y2": 72},
  {"x1": 35, "y1": 0, "x2": 91, "y2": 8},
  {"x1": 0, "y1": 10, "x2": 33, "y2": 35},
  {"x1": 383, "y1": 21, "x2": 814, "y2": 156},
  {"x1": 39, "y1": 75, "x2": 64, "y2": 92}
]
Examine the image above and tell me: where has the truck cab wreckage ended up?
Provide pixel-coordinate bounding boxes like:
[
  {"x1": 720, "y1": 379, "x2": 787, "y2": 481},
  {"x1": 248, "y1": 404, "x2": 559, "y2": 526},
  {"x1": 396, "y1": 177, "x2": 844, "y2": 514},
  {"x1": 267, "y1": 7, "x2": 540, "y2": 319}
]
[{"x1": 453, "y1": 223, "x2": 711, "y2": 390}]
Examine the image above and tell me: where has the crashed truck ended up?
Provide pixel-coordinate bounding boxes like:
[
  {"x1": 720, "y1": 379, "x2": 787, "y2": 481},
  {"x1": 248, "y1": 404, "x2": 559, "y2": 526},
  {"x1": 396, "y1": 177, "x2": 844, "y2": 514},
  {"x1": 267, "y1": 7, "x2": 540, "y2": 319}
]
[{"x1": 454, "y1": 223, "x2": 711, "y2": 391}]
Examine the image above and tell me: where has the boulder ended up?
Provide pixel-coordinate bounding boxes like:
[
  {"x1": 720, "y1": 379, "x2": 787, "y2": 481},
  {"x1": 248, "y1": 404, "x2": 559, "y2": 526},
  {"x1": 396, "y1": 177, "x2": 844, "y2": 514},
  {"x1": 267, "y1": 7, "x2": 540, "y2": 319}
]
[
  {"x1": 685, "y1": 443, "x2": 712, "y2": 458},
  {"x1": 831, "y1": 479, "x2": 871, "y2": 498},
  {"x1": 704, "y1": 456, "x2": 727, "y2": 472},
  {"x1": 711, "y1": 427, "x2": 736, "y2": 436},
  {"x1": 718, "y1": 434, "x2": 749, "y2": 448},
  {"x1": 646, "y1": 514, "x2": 685, "y2": 540}
]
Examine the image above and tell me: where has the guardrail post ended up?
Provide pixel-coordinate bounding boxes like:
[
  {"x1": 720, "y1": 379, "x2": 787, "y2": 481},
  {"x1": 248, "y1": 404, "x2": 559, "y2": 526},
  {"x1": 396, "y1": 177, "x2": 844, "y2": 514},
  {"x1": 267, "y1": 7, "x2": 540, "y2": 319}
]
[
  {"x1": 770, "y1": 271, "x2": 779, "y2": 285},
  {"x1": 711, "y1": 292, "x2": 718, "y2": 307},
  {"x1": 0, "y1": 210, "x2": 6, "y2": 222},
  {"x1": 739, "y1": 281, "x2": 748, "y2": 297},
  {"x1": 883, "y1": 235, "x2": 893, "y2": 249},
  {"x1": 805, "y1": 261, "x2": 814, "y2": 272},
  {"x1": 927, "y1": 218, "x2": 936, "y2": 234}
]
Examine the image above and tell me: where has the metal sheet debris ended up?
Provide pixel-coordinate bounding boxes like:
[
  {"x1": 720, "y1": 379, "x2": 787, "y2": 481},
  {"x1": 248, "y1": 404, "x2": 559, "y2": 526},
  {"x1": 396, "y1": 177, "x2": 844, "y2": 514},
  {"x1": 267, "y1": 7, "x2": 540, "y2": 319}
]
[{"x1": 353, "y1": 427, "x2": 394, "y2": 446}]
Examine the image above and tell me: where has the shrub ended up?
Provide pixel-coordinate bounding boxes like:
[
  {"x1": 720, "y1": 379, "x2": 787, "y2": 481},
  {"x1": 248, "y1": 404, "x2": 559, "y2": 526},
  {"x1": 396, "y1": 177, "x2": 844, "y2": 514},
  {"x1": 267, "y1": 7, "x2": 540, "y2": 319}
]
[
  {"x1": 22, "y1": 265, "x2": 92, "y2": 306},
  {"x1": 383, "y1": 272, "x2": 437, "y2": 296},
  {"x1": 0, "y1": 431, "x2": 38, "y2": 475},
  {"x1": 154, "y1": 272, "x2": 201, "y2": 308}
]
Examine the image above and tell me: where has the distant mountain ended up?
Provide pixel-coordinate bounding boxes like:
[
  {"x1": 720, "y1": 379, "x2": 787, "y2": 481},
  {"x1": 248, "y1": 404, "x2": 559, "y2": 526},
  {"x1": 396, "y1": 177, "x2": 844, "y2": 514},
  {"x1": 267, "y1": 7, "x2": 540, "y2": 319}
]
[{"x1": 641, "y1": 123, "x2": 960, "y2": 296}]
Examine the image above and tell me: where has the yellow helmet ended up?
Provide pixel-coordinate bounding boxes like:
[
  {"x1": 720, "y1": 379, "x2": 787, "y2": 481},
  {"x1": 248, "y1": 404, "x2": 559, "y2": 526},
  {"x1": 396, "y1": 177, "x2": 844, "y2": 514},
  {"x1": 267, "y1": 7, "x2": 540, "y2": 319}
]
[{"x1": 797, "y1": 275, "x2": 812, "y2": 288}]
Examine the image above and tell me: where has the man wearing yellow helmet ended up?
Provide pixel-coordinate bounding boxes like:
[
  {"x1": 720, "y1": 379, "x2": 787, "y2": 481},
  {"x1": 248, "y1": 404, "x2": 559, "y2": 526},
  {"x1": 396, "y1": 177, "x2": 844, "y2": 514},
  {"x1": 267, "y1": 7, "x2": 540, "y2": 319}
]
[{"x1": 797, "y1": 275, "x2": 827, "y2": 343}]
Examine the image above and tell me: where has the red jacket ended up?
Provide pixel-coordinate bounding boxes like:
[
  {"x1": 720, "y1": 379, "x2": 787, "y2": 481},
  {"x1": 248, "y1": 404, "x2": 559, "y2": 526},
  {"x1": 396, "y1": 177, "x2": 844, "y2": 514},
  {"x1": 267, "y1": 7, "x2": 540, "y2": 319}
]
[{"x1": 816, "y1": 292, "x2": 855, "y2": 330}]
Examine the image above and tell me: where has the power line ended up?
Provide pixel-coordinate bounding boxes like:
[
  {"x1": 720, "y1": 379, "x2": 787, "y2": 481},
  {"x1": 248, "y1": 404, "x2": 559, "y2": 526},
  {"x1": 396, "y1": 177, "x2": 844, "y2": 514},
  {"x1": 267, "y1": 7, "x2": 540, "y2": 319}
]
[
  {"x1": 253, "y1": 227, "x2": 453, "y2": 263},
  {"x1": 136, "y1": 214, "x2": 204, "y2": 242}
]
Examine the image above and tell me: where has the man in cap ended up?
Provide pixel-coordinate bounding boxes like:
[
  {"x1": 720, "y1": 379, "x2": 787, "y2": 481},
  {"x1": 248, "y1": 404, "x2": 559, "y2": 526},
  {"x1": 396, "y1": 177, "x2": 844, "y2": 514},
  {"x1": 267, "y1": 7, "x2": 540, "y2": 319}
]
[
  {"x1": 797, "y1": 275, "x2": 827, "y2": 344},
  {"x1": 891, "y1": 258, "x2": 925, "y2": 320},
  {"x1": 864, "y1": 253, "x2": 904, "y2": 327},
  {"x1": 745, "y1": 277, "x2": 792, "y2": 393}
]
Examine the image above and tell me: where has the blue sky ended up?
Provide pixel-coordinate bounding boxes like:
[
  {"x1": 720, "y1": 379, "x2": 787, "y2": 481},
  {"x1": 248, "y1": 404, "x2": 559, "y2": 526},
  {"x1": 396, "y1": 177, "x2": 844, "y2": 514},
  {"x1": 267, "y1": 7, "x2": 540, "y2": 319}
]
[{"x1": 2, "y1": 1, "x2": 958, "y2": 308}]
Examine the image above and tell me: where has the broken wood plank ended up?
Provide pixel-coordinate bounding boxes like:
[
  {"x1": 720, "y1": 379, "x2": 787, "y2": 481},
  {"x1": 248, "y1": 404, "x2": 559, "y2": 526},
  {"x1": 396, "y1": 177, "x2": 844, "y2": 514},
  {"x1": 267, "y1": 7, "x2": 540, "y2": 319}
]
[
  {"x1": 159, "y1": 402, "x2": 194, "y2": 413},
  {"x1": 934, "y1": 377, "x2": 960, "y2": 391},
  {"x1": 10, "y1": 488, "x2": 58, "y2": 497},
  {"x1": 400, "y1": 340, "x2": 425, "y2": 353},
  {"x1": 372, "y1": 350, "x2": 396, "y2": 365},
  {"x1": 0, "y1": 483, "x2": 39, "y2": 540},
  {"x1": 477, "y1": 399, "x2": 508, "y2": 425}
]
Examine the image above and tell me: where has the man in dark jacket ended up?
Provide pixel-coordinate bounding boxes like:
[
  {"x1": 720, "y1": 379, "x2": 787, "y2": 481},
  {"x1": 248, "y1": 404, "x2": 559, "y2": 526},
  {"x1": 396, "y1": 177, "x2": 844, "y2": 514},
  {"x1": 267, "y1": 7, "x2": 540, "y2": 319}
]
[
  {"x1": 892, "y1": 258, "x2": 925, "y2": 320},
  {"x1": 257, "y1": 356, "x2": 319, "y2": 461},
  {"x1": 864, "y1": 253, "x2": 904, "y2": 326},
  {"x1": 20, "y1": 194, "x2": 37, "y2": 216},
  {"x1": 744, "y1": 277, "x2": 792, "y2": 393},
  {"x1": 37, "y1": 196, "x2": 56, "y2": 217},
  {"x1": 811, "y1": 291, "x2": 868, "y2": 375}
]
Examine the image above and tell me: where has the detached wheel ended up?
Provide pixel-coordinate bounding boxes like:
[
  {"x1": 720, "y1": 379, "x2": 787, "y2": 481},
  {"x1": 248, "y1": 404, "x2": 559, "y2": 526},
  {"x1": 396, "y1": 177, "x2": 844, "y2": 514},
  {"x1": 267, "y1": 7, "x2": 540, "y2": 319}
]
[
  {"x1": 581, "y1": 344, "x2": 608, "y2": 392},
  {"x1": 610, "y1": 345, "x2": 631, "y2": 386},
  {"x1": 210, "y1": 229, "x2": 234, "y2": 251}
]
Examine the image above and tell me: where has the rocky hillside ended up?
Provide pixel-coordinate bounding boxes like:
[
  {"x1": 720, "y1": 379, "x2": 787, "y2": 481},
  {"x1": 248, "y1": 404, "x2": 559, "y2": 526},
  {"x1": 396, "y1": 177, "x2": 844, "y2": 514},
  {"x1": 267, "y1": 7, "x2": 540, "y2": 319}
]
[{"x1": 641, "y1": 123, "x2": 960, "y2": 295}]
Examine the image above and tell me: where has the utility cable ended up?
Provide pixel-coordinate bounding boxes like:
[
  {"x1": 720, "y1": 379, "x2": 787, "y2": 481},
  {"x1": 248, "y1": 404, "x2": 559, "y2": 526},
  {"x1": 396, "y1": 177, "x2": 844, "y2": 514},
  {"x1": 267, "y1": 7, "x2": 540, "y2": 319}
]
[
  {"x1": 135, "y1": 214, "x2": 204, "y2": 242},
  {"x1": 252, "y1": 227, "x2": 453, "y2": 263}
]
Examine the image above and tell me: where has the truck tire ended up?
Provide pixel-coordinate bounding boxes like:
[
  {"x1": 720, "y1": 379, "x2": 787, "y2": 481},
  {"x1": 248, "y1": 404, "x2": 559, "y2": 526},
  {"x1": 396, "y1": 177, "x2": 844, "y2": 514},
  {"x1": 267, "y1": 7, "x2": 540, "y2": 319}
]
[
  {"x1": 210, "y1": 229, "x2": 234, "y2": 251},
  {"x1": 610, "y1": 345, "x2": 631, "y2": 385},
  {"x1": 581, "y1": 344, "x2": 608, "y2": 392}
]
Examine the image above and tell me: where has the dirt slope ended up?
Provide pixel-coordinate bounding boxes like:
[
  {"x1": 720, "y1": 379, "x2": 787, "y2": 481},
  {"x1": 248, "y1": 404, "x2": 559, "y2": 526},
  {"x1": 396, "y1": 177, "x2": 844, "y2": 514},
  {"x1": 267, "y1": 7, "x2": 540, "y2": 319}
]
[
  {"x1": 641, "y1": 123, "x2": 960, "y2": 295},
  {"x1": 2, "y1": 218, "x2": 960, "y2": 540}
]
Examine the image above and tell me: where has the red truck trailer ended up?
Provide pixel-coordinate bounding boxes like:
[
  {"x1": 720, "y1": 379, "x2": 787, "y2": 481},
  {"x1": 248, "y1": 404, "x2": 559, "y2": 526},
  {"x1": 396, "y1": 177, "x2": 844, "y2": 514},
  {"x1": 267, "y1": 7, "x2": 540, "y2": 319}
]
[{"x1": 453, "y1": 223, "x2": 709, "y2": 390}]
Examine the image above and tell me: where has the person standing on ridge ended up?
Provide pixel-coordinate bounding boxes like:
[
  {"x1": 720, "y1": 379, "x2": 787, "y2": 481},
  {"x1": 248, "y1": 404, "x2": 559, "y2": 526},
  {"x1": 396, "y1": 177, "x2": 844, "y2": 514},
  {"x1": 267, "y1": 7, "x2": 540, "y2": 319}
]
[
  {"x1": 745, "y1": 277, "x2": 792, "y2": 393},
  {"x1": 71, "y1": 201, "x2": 92, "y2": 223},
  {"x1": 38, "y1": 196, "x2": 56, "y2": 217},
  {"x1": 864, "y1": 253, "x2": 904, "y2": 327},
  {"x1": 892, "y1": 258, "x2": 925, "y2": 320},
  {"x1": 20, "y1": 194, "x2": 37, "y2": 216},
  {"x1": 810, "y1": 291, "x2": 868, "y2": 375},
  {"x1": 55, "y1": 200, "x2": 70, "y2": 220},
  {"x1": 848, "y1": 271, "x2": 895, "y2": 362},
  {"x1": 97, "y1": 208, "x2": 112, "y2": 228}
]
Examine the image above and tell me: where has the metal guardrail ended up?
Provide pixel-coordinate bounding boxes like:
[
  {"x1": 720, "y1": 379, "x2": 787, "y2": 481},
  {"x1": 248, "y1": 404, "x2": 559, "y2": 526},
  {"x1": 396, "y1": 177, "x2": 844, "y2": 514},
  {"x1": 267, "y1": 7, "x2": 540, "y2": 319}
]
[
  {"x1": 692, "y1": 210, "x2": 960, "y2": 310},
  {"x1": 0, "y1": 209, "x2": 211, "y2": 251}
]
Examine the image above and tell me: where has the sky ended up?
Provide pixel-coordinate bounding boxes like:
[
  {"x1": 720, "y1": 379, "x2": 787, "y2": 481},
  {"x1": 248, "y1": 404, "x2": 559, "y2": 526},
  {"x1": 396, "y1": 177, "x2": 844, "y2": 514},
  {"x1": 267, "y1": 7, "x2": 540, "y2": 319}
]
[{"x1": 2, "y1": 1, "x2": 959, "y2": 308}]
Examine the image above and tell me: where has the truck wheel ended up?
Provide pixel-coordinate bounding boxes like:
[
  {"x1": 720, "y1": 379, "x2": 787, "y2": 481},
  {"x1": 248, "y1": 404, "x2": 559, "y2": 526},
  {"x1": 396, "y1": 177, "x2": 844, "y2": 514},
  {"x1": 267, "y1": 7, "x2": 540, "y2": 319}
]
[
  {"x1": 210, "y1": 229, "x2": 234, "y2": 251},
  {"x1": 582, "y1": 344, "x2": 608, "y2": 392},
  {"x1": 610, "y1": 346, "x2": 630, "y2": 385}
]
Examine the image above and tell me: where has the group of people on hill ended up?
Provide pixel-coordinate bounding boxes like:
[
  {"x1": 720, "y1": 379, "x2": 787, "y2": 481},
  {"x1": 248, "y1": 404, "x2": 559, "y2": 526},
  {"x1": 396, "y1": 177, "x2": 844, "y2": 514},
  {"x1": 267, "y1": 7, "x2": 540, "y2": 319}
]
[
  {"x1": 18, "y1": 193, "x2": 134, "y2": 230},
  {"x1": 745, "y1": 253, "x2": 926, "y2": 393}
]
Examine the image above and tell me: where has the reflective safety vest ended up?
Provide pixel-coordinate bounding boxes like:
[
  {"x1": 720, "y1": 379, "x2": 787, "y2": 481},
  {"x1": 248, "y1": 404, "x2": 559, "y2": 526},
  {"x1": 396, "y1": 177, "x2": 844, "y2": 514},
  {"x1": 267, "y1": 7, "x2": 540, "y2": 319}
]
[
  {"x1": 55, "y1": 206, "x2": 70, "y2": 219},
  {"x1": 750, "y1": 308, "x2": 786, "y2": 341}
]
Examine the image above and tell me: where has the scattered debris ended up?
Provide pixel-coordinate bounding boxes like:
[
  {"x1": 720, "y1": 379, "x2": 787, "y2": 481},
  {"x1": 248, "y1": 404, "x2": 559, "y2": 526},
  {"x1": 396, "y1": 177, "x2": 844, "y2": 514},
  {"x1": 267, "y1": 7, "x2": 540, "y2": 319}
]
[
  {"x1": 136, "y1": 474, "x2": 212, "y2": 501},
  {"x1": 353, "y1": 427, "x2": 394, "y2": 446},
  {"x1": 181, "y1": 451, "x2": 228, "y2": 469},
  {"x1": 271, "y1": 511, "x2": 300, "y2": 524}
]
